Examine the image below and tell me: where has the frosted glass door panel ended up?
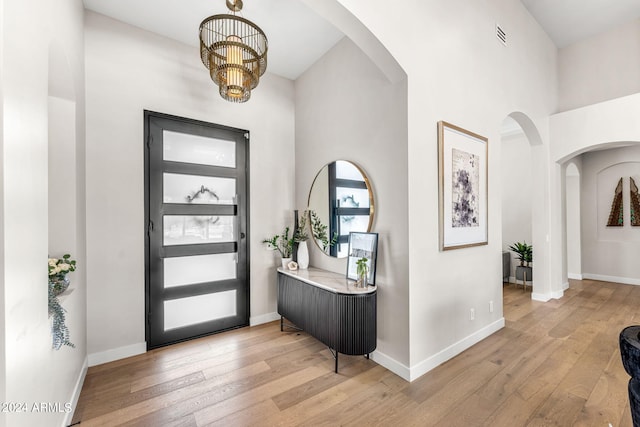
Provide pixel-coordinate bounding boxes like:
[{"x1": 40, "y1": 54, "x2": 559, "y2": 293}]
[
  {"x1": 336, "y1": 160, "x2": 364, "y2": 181},
  {"x1": 337, "y1": 243, "x2": 348, "y2": 258},
  {"x1": 163, "y1": 130, "x2": 236, "y2": 168},
  {"x1": 338, "y1": 215, "x2": 370, "y2": 236},
  {"x1": 164, "y1": 290, "x2": 237, "y2": 331},
  {"x1": 164, "y1": 215, "x2": 235, "y2": 246},
  {"x1": 336, "y1": 187, "x2": 370, "y2": 208},
  {"x1": 163, "y1": 173, "x2": 236, "y2": 204},
  {"x1": 164, "y1": 253, "x2": 236, "y2": 288}
]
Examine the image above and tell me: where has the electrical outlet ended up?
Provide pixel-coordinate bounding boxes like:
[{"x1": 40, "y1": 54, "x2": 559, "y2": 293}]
[
  {"x1": 470, "y1": 308, "x2": 475, "y2": 320},
  {"x1": 489, "y1": 300, "x2": 494, "y2": 313}
]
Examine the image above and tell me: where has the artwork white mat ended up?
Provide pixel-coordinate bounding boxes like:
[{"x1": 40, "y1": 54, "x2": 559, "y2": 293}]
[{"x1": 438, "y1": 121, "x2": 488, "y2": 250}]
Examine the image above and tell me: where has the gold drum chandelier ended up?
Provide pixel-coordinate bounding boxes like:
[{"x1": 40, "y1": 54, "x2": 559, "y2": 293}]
[{"x1": 199, "y1": 0, "x2": 268, "y2": 103}]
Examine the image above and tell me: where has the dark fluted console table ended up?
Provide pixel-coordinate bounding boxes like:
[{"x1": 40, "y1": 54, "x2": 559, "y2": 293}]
[{"x1": 277, "y1": 267, "x2": 377, "y2": 373}]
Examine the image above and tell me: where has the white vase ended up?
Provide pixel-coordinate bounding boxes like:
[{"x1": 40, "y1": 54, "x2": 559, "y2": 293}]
[
  {"x1": 281, "y1": 257, "x2": 292, "y2": 269},
  {"x1": 297, "y1": 241, "x2": 309, "y2": 269}
]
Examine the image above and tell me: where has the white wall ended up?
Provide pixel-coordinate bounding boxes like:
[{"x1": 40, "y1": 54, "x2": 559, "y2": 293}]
[
  {"x1": 48, "y1": 98, "x2": 77, "y2": 256},
  {"x1": 558, "y1": 19, "x2": 640, "y2": 112},
  {"x1": 501, "y1": 129, "x2": 533, "y2": 279},
  {"x1": 0, "y1": 0, "x2": 6, "y2": 422},
  {"x1": 84, "y1": 12, "x2": 295, "y2": 360},
  {"x1": 551, "y1": 94, "x2": 640, "y2": 163},
  {"x1": 0, "y1": 0, "x2": 6, "y2": 423},
  {"x1": 304, "y1": 0, "x2": 557, "y2": 379},
  {"x1": 565, "y1": 160, "x2": 582, "y2": 279},
  {"x1": 1, "y1": 0, "x2": 86, "y2": 425},
  {"x1": 580, "y1": 146, "x2": 640, "y2": 284},
  {"x1": 294, "y1": 37, "x2": 410, "y2": 369}
]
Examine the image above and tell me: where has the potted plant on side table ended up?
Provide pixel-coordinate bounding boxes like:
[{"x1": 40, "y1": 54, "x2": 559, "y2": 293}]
[
  {"x1": 509, "y1": 241, "x2": 533, "y2": 289},
  {"x1": 263, "y1": 227, "x2": 295, "y2": 269}
]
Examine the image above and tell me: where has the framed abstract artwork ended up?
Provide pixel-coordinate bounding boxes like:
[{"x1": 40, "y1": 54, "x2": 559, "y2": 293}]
[{"x1": 438, "y1": 121, "x2": 488, "y2": 251}]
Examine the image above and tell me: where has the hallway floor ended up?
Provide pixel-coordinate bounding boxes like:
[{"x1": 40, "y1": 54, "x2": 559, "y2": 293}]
[{"x1": 72, "y1": 279, "x2": 638, "y2": 426}]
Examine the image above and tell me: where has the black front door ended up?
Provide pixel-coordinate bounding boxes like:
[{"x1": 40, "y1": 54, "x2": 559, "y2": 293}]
[{"x1": 145, "y1": 111, "x2": 249, "y2": 349}]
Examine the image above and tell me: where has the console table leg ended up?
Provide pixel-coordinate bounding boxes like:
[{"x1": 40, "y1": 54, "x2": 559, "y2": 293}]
[
  {"x1": 366, "y1": 353, "x2": 369, "y2": 359},
  {"x1": 326, "y1": 346, "x2": 339, "y2": 373},
  {"x1": 280, "y1": 316, "x2": 283, "y2": 332}
]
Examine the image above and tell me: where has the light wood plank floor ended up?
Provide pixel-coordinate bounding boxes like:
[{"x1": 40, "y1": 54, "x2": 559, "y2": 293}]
[{"x1": 72, "y1": 279, "x2": 639, "y2": 426}]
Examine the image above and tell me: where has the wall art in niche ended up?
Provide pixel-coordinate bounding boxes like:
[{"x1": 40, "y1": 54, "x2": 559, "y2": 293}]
[
  {"x1": 606, "y1": 177, "x2": 623, "y2": 227},
  {"x1": 631, "y1": 177, "x2": 640, "y2": 227},
  {"x1": 438, "y1": 121, "x2": 488, "y2": 251}
]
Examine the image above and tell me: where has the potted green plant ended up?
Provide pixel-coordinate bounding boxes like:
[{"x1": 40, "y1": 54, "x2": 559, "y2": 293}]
[
  {"x1": 356, "y1": 257, "x2": 369, "y2": 287},
  {"x1": 523, "y1": 245, "x2": 533, "y2": 267},
  {"x1": 509, "y1": 242, "x2": 533, "y2": 286},
  {"x1": 508, "y1": 242, "x2": 532, "y2": 267},
  {"x1": 263, "y1": 227, "x2": 294, "y2": 269}
]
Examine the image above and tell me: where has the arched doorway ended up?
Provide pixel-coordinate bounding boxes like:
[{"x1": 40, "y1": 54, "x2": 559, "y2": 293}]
[
  {"x1": 558, "y1": 142, "x2": 640, "y2": 287},
  {"x1": 500, "y1": 112, "x2": 544, "y2": 295},
  {"x1": 500, "y1": 116, "x2": 532, "y2": 284}
]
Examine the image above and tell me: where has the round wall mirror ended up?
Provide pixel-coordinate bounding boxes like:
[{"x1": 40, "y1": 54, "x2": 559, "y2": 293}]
[{"x1": 307, "y1": 160, "x2": 374, "y2": 258}]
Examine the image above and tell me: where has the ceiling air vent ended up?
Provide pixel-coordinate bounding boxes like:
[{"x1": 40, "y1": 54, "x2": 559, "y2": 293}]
[{"x1": 496, "y1": 24, "x2": 507, "y2": 46}]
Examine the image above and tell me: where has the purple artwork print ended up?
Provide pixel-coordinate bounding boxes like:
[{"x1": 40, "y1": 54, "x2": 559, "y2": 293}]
[{"x1": 452, "y1": 148, "x2": 479, "y2": 227}]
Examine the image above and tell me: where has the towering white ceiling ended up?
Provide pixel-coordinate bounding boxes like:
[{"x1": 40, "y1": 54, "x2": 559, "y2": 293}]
[
  {"x1": 83, "y1": 0, "x2": 640, "y2": 79},
  {"x1": 82, "y1": 0, "x2": 344, "y2": 80},
  {"x1": 520, "y1": 0, "x2": 640, "y2": 47}
]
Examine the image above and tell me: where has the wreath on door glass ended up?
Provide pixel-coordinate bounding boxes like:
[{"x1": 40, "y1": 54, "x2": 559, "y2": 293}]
[
  {"x1": 185, "y1": 185, "x2": 220, "y2": 225},
  {"x1": 340, "y1": 194, "x2": 359, "y2": 223}
]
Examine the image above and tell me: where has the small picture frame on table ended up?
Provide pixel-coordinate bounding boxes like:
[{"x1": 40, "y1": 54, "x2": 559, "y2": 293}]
[{"x1": 346, "y1": 232, "x2": 378, "y2": 285}]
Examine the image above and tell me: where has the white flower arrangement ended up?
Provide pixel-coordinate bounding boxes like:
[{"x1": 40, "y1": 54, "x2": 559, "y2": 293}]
[
  {"x1": 48, "y1": 254, "x2": 76, "y2": 282},
  {"x1": 48, "y1": 253, "x2": 77, "y2": 349}
]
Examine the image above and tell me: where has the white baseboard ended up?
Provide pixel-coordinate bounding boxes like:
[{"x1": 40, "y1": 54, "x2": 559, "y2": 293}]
[
  {"x1": 531, "y1": 288, "x2": 564, "y2": 302},
  {"x1": 250, "y1": 312, "x2": 280, "y2": 326},
  {"x1": 88, "y1": 342, "x2": 146, "y2": 367},
  {"x1": 582, "y1": 273, "x2": 640, "y2": 286},
  {"x1": 507, "y1": 276, "x2": 532, "y2": 284},
  {"x1": 64, "y1": 356, "x2": 88, "y2": 427},
  {"x1": 408, "y1": 318, "x2": 505, "y2": 382},
  {"x1": 562, "y1": 281, "x2": 570, "y2": 291},
  {"x1": 568, "y1": 273, "x2": 583, "y2": 280},
  {"x1": 370, "y1": 350, "x2": 411, "y2": 381},
  {"x1": 531, "y1": 292, "x2": 550, "y2": 302}
]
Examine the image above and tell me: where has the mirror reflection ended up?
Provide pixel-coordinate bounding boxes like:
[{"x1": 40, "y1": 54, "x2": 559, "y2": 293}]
[{"x1": 307, "y1": 160, "x2": 374, "y2": 258}]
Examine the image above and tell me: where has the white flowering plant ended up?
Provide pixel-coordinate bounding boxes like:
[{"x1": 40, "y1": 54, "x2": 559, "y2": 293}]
[
  {"x1": 48, "y1": 253, "x2": 77, "y2": 350},
  {"x1": 48, "y1": 254, "x2": 77, "y2": 282}
]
